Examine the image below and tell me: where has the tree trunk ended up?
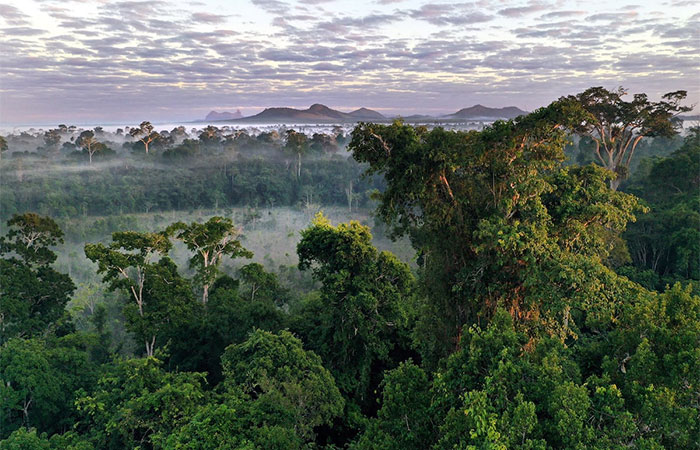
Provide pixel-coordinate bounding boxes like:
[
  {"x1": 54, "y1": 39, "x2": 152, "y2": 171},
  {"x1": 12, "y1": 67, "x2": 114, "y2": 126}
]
[
  {"x1": 610, "y1": 176, "x2": 621, "y2": 191},
  {"x1": 297, "y1": 152, "x2": 301, "y2": 178},
  {"x1": 145, "y1": 336, "x2": 155, "y2": 357},
  {"x1": 607, "y1": 162, "x2": 621, "y2": 191}
]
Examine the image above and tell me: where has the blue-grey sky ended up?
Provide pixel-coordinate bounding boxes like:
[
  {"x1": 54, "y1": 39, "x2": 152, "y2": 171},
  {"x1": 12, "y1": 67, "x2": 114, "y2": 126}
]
[{"x1": 0, "y1": 0, "x2": 698, "y2": 124}]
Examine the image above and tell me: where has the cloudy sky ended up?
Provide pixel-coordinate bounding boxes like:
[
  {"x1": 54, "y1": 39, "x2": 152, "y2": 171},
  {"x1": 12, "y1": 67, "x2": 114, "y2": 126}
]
[{"x1": 0, "y1": 0, "x2": 698, "y2": 125}]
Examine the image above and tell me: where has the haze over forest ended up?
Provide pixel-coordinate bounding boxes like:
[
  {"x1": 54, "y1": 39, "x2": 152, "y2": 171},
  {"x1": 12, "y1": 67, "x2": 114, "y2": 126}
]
[{"x1": 1, "y1": 0, "x2": 699, "y2": 449}]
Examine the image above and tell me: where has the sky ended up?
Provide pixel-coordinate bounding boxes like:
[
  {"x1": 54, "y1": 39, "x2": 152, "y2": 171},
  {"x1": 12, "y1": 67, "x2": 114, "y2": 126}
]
[{"x1": 0, "y1": 0, "x2": 698, "y2": 125}]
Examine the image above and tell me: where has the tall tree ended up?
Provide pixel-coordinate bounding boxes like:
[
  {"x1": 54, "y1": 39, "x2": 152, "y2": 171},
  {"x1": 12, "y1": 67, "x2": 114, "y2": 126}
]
[
  {"x1": 349, "y1": 101, "x2": 642, "y2": 366},
  {"x1": 0, "y1": 214, "x2": 74, "y2": 341},
  {"x1": 129, "y1": 121, "x2": 159, "y2": 154},
  {"x1": 167, "y1": 217, "x2": 252, "y2": 305},
  {"x1": 75, "y1": 130, "x2": 100, "y2": 164},
  {"x1": 295, "y1": 214, "x2": 413, "y2": 409},
  {"x1": 0, "y1": 213, "x2": 64, "y2": 267},
  {"x1": 566, "y1": 87, "x2": 690, "y2": 190},
  {"x1": 285, "y1": 130, "x2": 309, "y2": 177},
  {"x1": 198, "y1": 125, "x2": 221, "y2": 151},
  {"x1": 84, "y1": 231, "x2": 172, "y2": 356}
]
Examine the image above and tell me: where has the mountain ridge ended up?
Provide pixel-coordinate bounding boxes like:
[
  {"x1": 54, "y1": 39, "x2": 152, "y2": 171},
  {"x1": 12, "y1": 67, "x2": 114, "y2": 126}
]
[
  {"x1": 202, "y1": 104, "x2": 528, "y2": 123},
  {"x1": 232, "y1": 104, "x2": 386, "y2": 123},
  {"x1": 443, "y1": 105, "x2": 528, "y2": 120}
]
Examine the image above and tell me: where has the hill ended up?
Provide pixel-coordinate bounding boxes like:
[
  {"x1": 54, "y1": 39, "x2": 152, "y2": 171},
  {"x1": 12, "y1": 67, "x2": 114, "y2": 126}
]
[
  {"x1": 234, "y1": 104, "x2": 385, "y2": 123},
  {"x1": 443, "y1": 104, "x2": 527, "y2": 120},
  {"x1": 205, "y1": 110, "x2": 243, "y2": 121}
]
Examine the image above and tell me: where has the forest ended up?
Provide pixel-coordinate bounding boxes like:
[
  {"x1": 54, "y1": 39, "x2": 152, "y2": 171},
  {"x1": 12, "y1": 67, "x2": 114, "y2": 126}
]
[{"x1": 0, "y1": 87, "x2": 698, "y2": 449}]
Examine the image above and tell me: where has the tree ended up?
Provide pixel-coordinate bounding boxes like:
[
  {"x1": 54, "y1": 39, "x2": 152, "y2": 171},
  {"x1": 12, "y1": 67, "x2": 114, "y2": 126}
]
[
  {"x1": 350, "y1": 361, "x2": 435, "y2": 450},
  {"x1": 349, "y1": 102, "x2": 642, "y2": 366},
  {"x1": 198, "y1": 125, "x2": 221, "y2": 151},
  {"x1": 166, "y1": 217, "x2": 252, "y2": 305},
  {"x1": 75, "y1": 131, "x2": 101, "y2": 164},
  {"x1": 622, "y1": 127, "x2": 700, "y2": 286},
  {"x1": 238, "y1": 262, "x2": 288, "y2": 304},
  {"x1": 0, "y1": 339, "x2": 58, "y2": 436},
  {"x1": 295, "y1": 214, "x2": 414, "y2": 409},
  {"x1": 74, "y1": 357, "x2": 206, "y2": 450},
  {"x1": 285, "y1": 130, "x2": 309, "y2": 177},
  {"x1": 0, "y1": 214, "x2": 74, "y2": 341},
  {"x1": 42, "y1": 129, "x2": 61, "y2": 157},
  {"x1": 0, "y1": 428, "x2": 91, "y2": 450},
  {"x1": 84, "y1": 231, "x2": 172, "y2": 356},
  {"x1": 0, "y1": 337, "x2": 98, "y2": 439},
  {"x1": 0, "y1": 135, "x2": 7, "y2": 160},
  {"x1": 129, "y1": 121, "x2": 159, "y2": 154},
  {"x1": 566, "y1": 87, "x2": 690, "y2": 190},
  {"x1": 220, "y1": 329, "x2": 344, "y2": 441},
  {"x1": 164, "y1": 273, "x2": 287, "y2": 381},
  {"x1": 166, "y1": 330, "x2": 344, "y2": 449},
  {"x1": 0, "y1": 213, "x2": 64, "y2": 267}
]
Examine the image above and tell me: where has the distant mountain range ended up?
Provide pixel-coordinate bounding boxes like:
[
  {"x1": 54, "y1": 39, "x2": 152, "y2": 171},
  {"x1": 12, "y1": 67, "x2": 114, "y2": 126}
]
[
  {"x1": 235, "y1": 104, "x2": 386, "y2": 123},
  {"x1": 205, "y1": 110, "x2": 243, "y2": 121},
  {"x1": 201, "y1": 104, "x2": 528, "y2": 123}
]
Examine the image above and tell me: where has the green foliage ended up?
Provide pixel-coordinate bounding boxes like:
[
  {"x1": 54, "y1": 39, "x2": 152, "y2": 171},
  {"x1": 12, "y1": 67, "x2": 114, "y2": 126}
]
[
  {"x1": 1, "y1": 157, "x2": 380, "y2": 220},
  {"x1": 0, "y1": 260, "x2": 75, "y2": 342},
  {"x1": 0, "y1": 336, "x2": 98, "y2": 439},
  {"x1": 74, "y1": 357, "x2": 206, "y2": 450},
  {"x1": 164, "y1": 273, "x2": 286, "y2": 382},
  {"x1": 596, "y1": 283, "x2": 700, "y2": 448},
  {"x1": 295, "y1": 214, "x2": 414, "y2": 408},
  {"x1": 1, "y1": 214, "x2": 75, "y2": 342},
  {"x1": 85, "y1": 230, "x2": 177, "y2": 356},
  {"x1": 349, "y1": 104, "x2": 642, "y2": 367},
  {"x1": 351, "y1": 361, "x2": 435, "y2": 450},
  {"x1": 167, "y1": 330, "x2": 344, "y2": 449},
  {"x1": 2, "y1": 98, "x2": 697, "y2": 449},
  {"x1": 0, "y1": 428, "x2": 92, "y2": 450},
  {"x1": 1, "y1": 213, "x2": 64, "y2": 266},
  {"x1": 221, "y1": 329, "x2": 344, "y2": 440},
  {"x1": 565, "y1": 86, "x2": 690, "y2": 189},
  {"x1": 167, "y1": 216, "x2": 252, "y2": 304},
  {"x1": 285, "y1": 130, "x2": 310, "y2": 177},
  {"x1": 623, "y1": 128, "x2": 700, "y2": 287}
]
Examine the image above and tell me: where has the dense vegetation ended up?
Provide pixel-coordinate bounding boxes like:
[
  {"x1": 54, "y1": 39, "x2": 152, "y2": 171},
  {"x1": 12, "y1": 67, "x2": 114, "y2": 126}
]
[
  {"x1": 0, "y1": 126, "x2": 381, "y2": 220},
  {"x1": 1, "y1": 90, "x2": 698, "y2": 449}
]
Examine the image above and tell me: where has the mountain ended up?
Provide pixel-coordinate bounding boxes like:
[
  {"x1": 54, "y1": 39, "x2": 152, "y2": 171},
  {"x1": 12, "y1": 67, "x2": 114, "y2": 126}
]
[
  {"x1": 443, "y1": 105, "x2": 527, "y2": 120},
  {"x1": 235, "y1": 104, "x2": 385, "y2": 123},
  {"x1": 206, "y1": 110, "x2": 243, "y2": 121},
  {"x1": 347, "y1": 107, "x2": 386, "y2": 120}
]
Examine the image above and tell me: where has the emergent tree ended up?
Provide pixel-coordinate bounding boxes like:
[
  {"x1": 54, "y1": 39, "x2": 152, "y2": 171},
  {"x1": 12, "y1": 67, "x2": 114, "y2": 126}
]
[
  {"x1": 566, "y1": 86, "x2": 690, "y2": 190},
  {"x1": 167, "y1": 217, "x2": 252, "y2": 305},
  {"x1": 129, "y1": 121, "x2": 160, "y2": 154}
]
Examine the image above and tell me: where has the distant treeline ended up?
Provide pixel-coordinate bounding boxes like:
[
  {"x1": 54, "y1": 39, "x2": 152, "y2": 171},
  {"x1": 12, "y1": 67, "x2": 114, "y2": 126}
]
[
  {"x1": 0, "y1": 158, "x2": 382, "y2": 219},
  {"x1": 0, "y1": 124, "x2": 390, "y2": 219}
]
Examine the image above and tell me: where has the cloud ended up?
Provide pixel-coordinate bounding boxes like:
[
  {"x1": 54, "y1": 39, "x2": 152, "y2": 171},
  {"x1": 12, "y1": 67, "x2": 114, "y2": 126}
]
[
  {"x1": 0, "y1": 0, "x2": 697, "y2": 124},
  {"x1": 538, "y1": 10, "x2": 585, "y2": 19},
  {"x1": 0, "y1": 3, "x2": 30, "y2": 25},
  {"x1": 251, "y1": 0, "x2": 288, "y2": 14},
  {"x1": 191, "y1": 12, "x2": 228, "y2": 24},
  {"x1": 409, "y1": 4, "x2": 493, "y2": 25},
  {"x1": 499, "y1": 2, "x2": 550, "y2": 18}
]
